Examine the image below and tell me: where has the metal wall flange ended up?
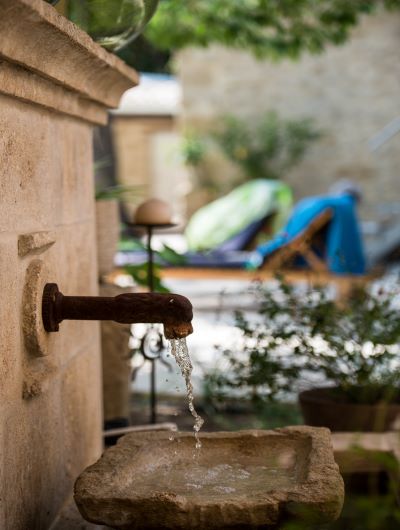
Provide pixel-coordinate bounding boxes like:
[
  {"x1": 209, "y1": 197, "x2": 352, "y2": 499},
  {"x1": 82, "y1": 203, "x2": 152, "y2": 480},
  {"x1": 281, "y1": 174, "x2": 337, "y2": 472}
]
[
  {"x1": 42, "y1": 283, "x2": 61, "y2": 332},
  {"x1": 22, "y1": 259, "x2": 56, "y2": 357}
]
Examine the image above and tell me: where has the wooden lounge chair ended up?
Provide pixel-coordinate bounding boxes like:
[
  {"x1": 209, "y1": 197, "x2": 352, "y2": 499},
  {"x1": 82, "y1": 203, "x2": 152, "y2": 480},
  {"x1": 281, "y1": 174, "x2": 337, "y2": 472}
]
[{"x1": 160, "y1": 209, "x2": 373, "y2": 301}]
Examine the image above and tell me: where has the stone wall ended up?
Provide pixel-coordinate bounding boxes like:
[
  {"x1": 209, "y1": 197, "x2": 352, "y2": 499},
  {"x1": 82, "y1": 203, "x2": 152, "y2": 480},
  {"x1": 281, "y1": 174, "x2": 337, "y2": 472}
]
[
  {"x1": 177, "y1": 11, "x2": 400, "y2": 221},
  {"x1": 0, "y1": 2, "x2": 137, "y2": 528},
  {"x1": 112, "y1": 115, "x2": 174, "y2": 216},
  {"x1": 111, "y1": 116, "x2": 190, "y2": 222}
]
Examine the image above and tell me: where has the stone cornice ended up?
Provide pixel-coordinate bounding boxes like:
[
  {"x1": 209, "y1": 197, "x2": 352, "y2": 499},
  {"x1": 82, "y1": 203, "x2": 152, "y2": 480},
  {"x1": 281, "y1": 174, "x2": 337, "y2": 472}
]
[{"x1": 0, "y1": 0, "x2": 139, "y2": 124}]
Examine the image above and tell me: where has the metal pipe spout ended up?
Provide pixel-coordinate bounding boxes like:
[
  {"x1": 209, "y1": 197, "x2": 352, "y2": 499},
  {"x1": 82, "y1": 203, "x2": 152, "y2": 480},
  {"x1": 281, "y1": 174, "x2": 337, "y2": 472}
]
[{"x1": 42, "y1": 283, "x2": 193, "y2": 339}]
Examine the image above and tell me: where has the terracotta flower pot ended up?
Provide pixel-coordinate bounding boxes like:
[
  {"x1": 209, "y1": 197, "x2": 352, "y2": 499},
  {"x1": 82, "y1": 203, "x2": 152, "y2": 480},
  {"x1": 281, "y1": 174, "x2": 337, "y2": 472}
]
[{"x1": 299, "y1": 387, "x2": 400, "y2": 432}]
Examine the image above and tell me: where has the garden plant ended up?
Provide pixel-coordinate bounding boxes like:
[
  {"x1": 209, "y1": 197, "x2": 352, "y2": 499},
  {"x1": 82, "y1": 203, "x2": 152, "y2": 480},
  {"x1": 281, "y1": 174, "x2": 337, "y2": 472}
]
[{"x1": 205, "y1": 278, "x2": 400, "y2": 414}]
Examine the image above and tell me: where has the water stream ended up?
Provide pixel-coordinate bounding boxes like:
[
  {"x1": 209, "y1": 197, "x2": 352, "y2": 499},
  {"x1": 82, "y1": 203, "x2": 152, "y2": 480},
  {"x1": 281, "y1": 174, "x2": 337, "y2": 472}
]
[{"x1": 169, "y1": 338, "x2": 204, "y2": 448}]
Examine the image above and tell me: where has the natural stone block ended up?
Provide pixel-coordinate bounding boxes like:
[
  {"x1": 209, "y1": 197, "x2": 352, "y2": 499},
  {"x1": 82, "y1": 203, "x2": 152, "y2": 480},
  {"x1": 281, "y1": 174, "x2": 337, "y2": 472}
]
[
  {"x1": 0, "y1": 234, "x2": 21, "y2": 403},
  {"x1": 0, "y1": 396, "x2": 65, "y2": 529},
  {"x1": 61, "y1": 345, "x2": 103, "y2": 485},
  {"x1": 0, "y1": 1, "x2": 137, "y2": 527},
  {"x1": 0, "y1": 0, "x2": 138, "y2": 119},
  {"x1": 100, "y1": 283, "x2": 133, "y2": 422},
  {"x1": 75, "y1": 427, "x2": 344, "y2": 529},
  {"x1": 18, "y1": 231, "x2": 56, "y2": 257},
  {"x1": 0, "y1": 94, "x2": 63, "y2": 234}
]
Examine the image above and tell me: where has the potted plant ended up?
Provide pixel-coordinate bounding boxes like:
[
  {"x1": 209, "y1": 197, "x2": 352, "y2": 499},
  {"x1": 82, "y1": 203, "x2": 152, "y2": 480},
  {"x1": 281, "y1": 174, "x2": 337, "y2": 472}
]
[{"x1": 205, "y1": 278, "x2": 400, "y2": 432}]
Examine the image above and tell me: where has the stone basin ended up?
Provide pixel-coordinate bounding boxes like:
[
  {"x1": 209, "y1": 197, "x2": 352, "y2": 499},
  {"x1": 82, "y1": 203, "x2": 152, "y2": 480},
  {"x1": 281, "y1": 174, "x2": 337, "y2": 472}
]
[{"x1": 74, "y1": 427, "x2": 344, "y2": 529}]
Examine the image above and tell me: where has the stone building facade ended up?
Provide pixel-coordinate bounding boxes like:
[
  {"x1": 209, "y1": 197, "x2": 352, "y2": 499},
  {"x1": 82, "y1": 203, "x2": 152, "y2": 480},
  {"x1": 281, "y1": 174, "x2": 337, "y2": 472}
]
[
  {"x1": 0, "y1": 2, "x2": 136, "y2": 528},
  {"x1": 176, "y1": 11, "x2": 400, "y2": 222}
]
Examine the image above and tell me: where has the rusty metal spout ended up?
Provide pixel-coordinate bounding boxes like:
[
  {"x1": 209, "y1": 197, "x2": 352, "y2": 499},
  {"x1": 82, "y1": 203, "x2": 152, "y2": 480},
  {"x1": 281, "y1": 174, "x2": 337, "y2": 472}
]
[{"x1": 42, "y1": 284, "x2": 193, "y2": 339}]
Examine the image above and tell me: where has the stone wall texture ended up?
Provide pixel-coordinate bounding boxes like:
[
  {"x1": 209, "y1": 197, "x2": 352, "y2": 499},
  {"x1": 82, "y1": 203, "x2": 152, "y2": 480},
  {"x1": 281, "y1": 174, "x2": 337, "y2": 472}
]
[
  {"x1": 0, "y1": 84, "x2": 102, "y2": 530},
  {"x1": 177, "y1": 11, "x2": 400, "y2": 221},
  {"x1": 112, "y1": 115, "x2": 174, "y2": 214},
  {"x1": 0, "y1": 2, "x2": 137, "y2": 528},
  {"x1": 112, "y1": 116, "x2": 191, "y2": 222}
]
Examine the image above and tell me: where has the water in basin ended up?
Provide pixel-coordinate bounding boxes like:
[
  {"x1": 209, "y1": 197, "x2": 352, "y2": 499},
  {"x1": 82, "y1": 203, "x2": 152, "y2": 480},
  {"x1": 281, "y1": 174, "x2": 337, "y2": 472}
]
[
  {"x1": 137, "y1": 460, "x2": 296, "y2": 498},
  {"x1": 130, "y1": 434, "x2": 303, "y2": 501}
]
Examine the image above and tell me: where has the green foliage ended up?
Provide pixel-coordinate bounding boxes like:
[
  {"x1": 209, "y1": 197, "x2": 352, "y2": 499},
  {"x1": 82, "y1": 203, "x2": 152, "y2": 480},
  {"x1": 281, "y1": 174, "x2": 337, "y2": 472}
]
[
  {"x1": 94, "y1": 157, "x2": 143, "y2": 201},
  {"x1": 146, "y1": 0, "x2": 400, "y2": 60},
  {"x1": 282, "y1": 494, "x2": 400, "y2": 530},
  {"x1": 68, "y1": 0, "x2": 143, "y2": 40},
  {"x1": 62, "y1": 1, "x2": 400, "y2": 71},
  {"x1": 157, "y1": 243, "x2": 187, "y2": 265},
  {"x1": 339, "y1": 494, "x2": 400, "y2": 530},
  {"x1": 122, "y1": 239, "x2": 186, "y2": 292},
  {"x1": 117, "y1": 34, "x2": 171, "y2": 73},
  {"x1": 181, "y1": 132, "x2": 208, "y2": 167},
  {"x1": 213, "y1": 111, "x2": 320, "y2": 180},
  {"x1": 181, "y1": 112, "x2": 319, "y2": 199},
  {"x1": 124, "y1": 263, "x2": 170, "y2": 292},
  {"x1": 67, "y1": 0, "x2": 158, "y2": 51},
  {"x1": 95, "y1": 184, "x2": 142, "y2": 201},
  {"x1": 205, "y1": 279, "x2": 400, "y2": 406}
]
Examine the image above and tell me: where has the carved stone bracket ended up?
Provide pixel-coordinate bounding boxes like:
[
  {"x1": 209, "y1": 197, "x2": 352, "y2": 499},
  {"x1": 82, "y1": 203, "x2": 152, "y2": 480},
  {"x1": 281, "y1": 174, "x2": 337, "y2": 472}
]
[{"x1": 18, "y1": 231, "x2": 56, "y2": 257}]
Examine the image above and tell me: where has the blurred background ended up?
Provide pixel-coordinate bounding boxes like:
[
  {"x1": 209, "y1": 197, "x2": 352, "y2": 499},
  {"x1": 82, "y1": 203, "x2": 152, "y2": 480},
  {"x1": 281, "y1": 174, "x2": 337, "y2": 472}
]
[
  {"x1": 54, "y1": 2, "x2": 400, "y2": 528},
  {"x1": 56, "y1": 0, "x2": 400, "y2": 228}
]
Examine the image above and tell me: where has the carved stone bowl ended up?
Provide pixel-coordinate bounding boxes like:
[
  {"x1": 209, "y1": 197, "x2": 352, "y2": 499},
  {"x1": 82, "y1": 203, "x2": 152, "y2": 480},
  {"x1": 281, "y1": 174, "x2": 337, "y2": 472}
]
[{"x1": 75, "y1": 427, "x2": 344, "y2": 529}]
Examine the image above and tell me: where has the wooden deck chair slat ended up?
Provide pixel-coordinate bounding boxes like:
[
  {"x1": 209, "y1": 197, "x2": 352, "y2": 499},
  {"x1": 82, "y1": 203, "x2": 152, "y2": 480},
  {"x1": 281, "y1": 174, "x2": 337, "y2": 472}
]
[{"x1": 261, "y1": 208, "x2": 333, "y2": 272}]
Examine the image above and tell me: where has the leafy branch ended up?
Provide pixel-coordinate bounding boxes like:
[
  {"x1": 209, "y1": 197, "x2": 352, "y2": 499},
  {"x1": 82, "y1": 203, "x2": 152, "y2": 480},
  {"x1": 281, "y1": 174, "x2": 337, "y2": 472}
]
[{"x1": 147, "y1": 0, "x2": 400, "y2": 60}]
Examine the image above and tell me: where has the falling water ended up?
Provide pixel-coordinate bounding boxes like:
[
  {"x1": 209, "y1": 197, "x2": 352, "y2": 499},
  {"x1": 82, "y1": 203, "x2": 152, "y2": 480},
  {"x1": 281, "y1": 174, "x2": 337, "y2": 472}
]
[{"x1": 169, "y1": 338, "x2": 204, "y2": 449}]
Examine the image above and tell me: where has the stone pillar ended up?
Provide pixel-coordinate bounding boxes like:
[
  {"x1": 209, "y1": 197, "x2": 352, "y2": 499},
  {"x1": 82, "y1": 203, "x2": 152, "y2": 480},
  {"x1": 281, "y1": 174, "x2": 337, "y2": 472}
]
[
  {"x1": 0, "y1": 1, "x2": 138, "y2": 528},
  {"x1": 100, "y1": 284, "x2": 133, "y2": 426}
]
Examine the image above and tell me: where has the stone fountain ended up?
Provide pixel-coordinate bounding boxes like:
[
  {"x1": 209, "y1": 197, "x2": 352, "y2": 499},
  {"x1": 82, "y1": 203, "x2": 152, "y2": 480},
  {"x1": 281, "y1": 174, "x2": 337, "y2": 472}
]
[
  {"x1": 39, "y1": 263, "x2": 344, "y2": 529},
  {"x1": 75, "y1": 427, "x2": 344, "y2": 529},
  {"x1": 1, "y1": 3, "x2": 343, "y2": 527},
  {"x1": 39, "y1": 272, "x2": 344, "y2": 528}
]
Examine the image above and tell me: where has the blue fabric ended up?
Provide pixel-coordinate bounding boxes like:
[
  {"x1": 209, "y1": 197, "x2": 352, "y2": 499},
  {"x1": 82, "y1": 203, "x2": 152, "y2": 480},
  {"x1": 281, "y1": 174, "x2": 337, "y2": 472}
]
[{"x1": 248, "y1": 194, "x2": 366, "y2": 274}]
